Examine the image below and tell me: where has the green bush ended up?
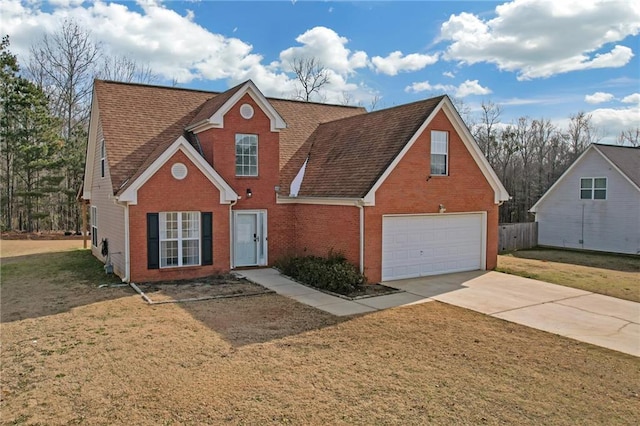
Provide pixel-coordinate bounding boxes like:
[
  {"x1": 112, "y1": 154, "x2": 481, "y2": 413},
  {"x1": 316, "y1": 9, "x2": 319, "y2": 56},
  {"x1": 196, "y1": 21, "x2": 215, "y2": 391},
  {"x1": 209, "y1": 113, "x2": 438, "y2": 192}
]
[{"x1": 275, "y1": 252, "x2": 366, "y2": 295}]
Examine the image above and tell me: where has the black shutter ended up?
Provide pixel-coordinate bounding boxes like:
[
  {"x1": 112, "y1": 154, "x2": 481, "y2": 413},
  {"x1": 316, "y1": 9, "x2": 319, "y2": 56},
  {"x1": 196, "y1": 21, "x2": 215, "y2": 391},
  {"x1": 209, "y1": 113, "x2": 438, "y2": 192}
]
[
  {"x1": 201, "y1": 212, "x2": 213, "y2": 265},
  {"x1": 147, "y1": 213, "x2": 159, "y2": 269}
]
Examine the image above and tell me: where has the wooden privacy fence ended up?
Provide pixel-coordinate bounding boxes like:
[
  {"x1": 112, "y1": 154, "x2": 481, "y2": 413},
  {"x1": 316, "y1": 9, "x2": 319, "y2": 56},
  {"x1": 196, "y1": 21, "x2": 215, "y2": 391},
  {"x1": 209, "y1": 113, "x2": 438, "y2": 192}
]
[{"x1": 498, "y1": 222, "x2": 538, "y2": 253}]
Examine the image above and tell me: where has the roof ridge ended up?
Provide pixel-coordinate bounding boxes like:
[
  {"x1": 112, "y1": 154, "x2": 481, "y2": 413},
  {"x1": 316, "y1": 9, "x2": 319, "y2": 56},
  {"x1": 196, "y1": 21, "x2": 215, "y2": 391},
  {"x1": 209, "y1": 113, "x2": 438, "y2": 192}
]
[{"x1": 594, "y1": 142, "x2": 640, "y2": 149}]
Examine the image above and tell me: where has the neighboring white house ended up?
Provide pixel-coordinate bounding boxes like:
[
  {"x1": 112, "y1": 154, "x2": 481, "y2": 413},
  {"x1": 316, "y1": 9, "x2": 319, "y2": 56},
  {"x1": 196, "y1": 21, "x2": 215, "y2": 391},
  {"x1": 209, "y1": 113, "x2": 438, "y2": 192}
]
[{"x1": 530, "y1": 144, "x2": 640, "y2": 255}]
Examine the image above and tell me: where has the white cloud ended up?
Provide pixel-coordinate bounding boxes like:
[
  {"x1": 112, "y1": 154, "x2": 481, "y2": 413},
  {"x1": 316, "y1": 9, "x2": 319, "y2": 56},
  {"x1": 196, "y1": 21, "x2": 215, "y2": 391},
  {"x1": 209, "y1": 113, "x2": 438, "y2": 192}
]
[
  {"x1": 590, "y1": 104, "x2": 640, "y2": 134},
  {"x1": 439, "y1": 0, "x2": 640, "y2": 80},
  {"x1": 371, "y1": 51, "x2": 438, "y2": 76},
  {"x1": 621, "y1": 93, "x2": 640, "y2": 104},
  {"x1": 1, "y1": 1, "x2": 380, "y2": 103},
  {"x1": 443, "y1": 71, "x2": 455, "y2": 78},
  {"x1": 279, "y1": 26, "x2": 368, "y2": 75},
  {"x1": 405, "y1": 79, "x2": 491, "y2": 98},
  {"x1": 584, "y1": 92, "x2": 614, "y2": 104}
]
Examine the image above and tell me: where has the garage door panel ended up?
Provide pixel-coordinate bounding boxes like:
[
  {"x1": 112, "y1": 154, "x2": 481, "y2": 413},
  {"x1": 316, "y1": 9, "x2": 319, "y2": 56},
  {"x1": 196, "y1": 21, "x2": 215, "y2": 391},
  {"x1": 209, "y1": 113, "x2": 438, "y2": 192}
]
[{"x1": 382, "y1": 214, "x2": 484, "y2": 281}]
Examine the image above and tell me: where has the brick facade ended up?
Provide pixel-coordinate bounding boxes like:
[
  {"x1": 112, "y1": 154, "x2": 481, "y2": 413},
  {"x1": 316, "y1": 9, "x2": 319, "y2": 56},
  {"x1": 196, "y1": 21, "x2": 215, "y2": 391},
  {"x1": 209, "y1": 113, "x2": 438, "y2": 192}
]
[{"x1": 99, "y1": 93, "x2": 500, "y2": 284}]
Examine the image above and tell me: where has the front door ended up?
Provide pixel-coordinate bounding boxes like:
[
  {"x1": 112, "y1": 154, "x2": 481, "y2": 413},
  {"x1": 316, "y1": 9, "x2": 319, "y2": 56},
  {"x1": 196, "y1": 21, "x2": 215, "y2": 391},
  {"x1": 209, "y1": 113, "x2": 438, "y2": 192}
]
[{"x1": 233, "y1": 211, "x2": 267, "y2": 267}]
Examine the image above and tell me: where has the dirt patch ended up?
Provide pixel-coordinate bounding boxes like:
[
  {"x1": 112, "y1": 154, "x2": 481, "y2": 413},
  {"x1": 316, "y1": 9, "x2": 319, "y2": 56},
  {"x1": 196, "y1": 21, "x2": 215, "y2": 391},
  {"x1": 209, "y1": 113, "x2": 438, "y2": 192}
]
[
  {"x1": 2, "y1": 250, "x2": 639, "y2": 425},
  {"x1": 0, "y1": 239, "x2": 85, "y2": 260},
  {"x1": 135, "y1": 275, "x2": 273, "y2": 303},
  {"x1": 498, "y1": 249, "x2": 640, "y2": 302}
]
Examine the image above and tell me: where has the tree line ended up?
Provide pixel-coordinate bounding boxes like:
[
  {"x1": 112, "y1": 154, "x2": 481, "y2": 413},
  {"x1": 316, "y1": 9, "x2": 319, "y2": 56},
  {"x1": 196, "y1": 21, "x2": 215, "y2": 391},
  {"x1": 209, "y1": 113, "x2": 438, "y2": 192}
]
[
  {"x1": 1, "y1": 21, "x2": 156, "y2": 233},
  {"x1": 1, "y1": 20, "x2": 638, "y2": 232}
]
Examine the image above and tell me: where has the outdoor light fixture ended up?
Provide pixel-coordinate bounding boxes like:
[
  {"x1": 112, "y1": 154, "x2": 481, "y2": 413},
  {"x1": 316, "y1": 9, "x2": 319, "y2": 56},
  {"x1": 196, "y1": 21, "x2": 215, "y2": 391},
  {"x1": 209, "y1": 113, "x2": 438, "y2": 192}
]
[
  {"x1": 274, "y1": 185, "x2": 281, "y2": 193},
  {"x1": 439, "y1": 204, "x2": 446, "y2": 213},
  {"x1": 246, "y1": 188, "x2": 253, "y2": 198}
]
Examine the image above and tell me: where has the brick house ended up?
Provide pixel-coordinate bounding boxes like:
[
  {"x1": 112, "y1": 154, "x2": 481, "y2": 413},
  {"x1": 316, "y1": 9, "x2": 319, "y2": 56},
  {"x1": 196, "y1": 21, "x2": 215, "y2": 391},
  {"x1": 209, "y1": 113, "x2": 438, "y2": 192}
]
[{"x1": 83, "y1": 79, "x2": 508, "y2": 283}]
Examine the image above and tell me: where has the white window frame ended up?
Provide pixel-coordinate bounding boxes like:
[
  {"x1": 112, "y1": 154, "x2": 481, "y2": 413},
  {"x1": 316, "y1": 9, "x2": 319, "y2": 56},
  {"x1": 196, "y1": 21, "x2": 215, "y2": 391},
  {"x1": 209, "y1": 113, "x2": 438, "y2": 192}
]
[
  {"x1": 100, "y1": 139, "x2": 106, "y2": 178},
  {"x1": 430, "y1": 130, "x2": 448, "y2": 176},
  {"x1": 580, "y1": 177, "x2": 607, "y2": 200},
  {"x1": 235, "y1": 134, "x2": 258, "y2": 177},
  {"x1": 90, "y1": 206, "x2": 98, "y2": 247},
  {"x1": 159, "y1": 212, "x2": 201, "y2": 268}
]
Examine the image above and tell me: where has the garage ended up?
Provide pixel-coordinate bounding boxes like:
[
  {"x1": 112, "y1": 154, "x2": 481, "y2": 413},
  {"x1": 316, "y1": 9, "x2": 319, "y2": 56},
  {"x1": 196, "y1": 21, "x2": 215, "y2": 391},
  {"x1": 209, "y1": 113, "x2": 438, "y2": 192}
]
[{"x1": 382, "y1": 213, "x2": 485, "y2": 281}]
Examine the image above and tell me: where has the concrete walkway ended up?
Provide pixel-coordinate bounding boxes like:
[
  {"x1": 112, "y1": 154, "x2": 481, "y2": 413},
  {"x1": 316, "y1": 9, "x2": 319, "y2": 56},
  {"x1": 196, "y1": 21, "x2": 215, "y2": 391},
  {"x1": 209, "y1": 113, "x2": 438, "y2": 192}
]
[{"x1": 238, "y1": 268, "x2": 640, "y2": 357}]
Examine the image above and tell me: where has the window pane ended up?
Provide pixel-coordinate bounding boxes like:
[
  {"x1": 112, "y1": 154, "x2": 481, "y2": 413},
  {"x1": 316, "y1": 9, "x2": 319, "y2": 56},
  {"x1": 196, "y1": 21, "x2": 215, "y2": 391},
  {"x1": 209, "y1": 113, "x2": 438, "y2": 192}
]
[
  {"x1": 594, "y1": 178, "x2": 606, "y2": 189},
  {"x1": 161, "y1": 212, "x2": 178, "y2": 239},
  {"x1": 161, "y1": 241, "x2": 178, "y2": 267},
  {"x1": 182, "y1": 212, "x2": 199, "y2": 239},
  {"x1": 580, "y1": 178, "x2": 592, "y2": 189},
  {"x1": 580, "y1": 189, "x2": 592, "y2": 199},
  {"x1": 594, "y1": 189, "x2": 606, "y2": 200},
  {"x1": 235, "y1": 134, "x2": 258, "y2": 176},
  {"x1": 182, "y1": 240, "x2": 200, "y2": 266},
  {"x1": 431, "y1": 155, "x2": 447, "y2": 175}
]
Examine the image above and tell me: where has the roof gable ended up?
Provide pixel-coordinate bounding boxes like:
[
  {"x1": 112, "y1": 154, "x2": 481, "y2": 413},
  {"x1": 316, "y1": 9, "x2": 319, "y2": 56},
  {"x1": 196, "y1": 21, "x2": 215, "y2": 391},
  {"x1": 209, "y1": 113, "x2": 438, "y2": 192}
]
[
  {"x1": 186, "y1": 80, "x2": 286, "y2": 133},
  {"x1": 530, "y1": 144, "x2": 640, "y2": 212},
  {"x1": 293, "y1": 95, "x2": 509, "y2": 204},
  {"x1": 118, "y1": 135, "x2": 237, "y2": 205}
]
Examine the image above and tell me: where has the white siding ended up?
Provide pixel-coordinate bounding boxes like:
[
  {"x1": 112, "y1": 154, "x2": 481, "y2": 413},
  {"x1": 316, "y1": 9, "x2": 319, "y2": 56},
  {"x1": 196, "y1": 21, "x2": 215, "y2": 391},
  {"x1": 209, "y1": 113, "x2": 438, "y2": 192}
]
[
  {"x1": 535, "y1": 149, "x2": 640, "y2": 255},
  {"x1": 89, "y1": 120, "x2": 127, "y2": 278}
]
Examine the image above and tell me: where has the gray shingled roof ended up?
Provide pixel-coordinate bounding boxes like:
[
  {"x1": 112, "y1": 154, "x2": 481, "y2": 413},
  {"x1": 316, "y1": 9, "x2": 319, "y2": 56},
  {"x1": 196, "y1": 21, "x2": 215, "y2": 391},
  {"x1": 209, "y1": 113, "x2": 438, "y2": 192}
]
[{"x1": 595, "y1": 144, "x2": 640, "y2": 188}]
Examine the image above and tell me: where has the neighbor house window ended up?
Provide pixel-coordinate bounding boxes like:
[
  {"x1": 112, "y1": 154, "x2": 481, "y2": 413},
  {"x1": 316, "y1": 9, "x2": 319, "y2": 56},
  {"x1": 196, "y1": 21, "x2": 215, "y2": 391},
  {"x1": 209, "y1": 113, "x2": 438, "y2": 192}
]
[
  {"x1": 430, "y1": 131, "x2": 448, "y2": 176},
  {"x1": 90, "y1": 206, "x2": 98, "y2": 247},
  {"x1": 235, "y1": 134, "x2": 258, "y2": 176},
  {"x1": 159, "y1": 212, "x2": 200, "y2": 267},
  {"x1": 100, "y1": 139, "x2": 106, "y2": 178},
  {"x1": 580, "y1": 177, "x2": 607, "y2": 200}
]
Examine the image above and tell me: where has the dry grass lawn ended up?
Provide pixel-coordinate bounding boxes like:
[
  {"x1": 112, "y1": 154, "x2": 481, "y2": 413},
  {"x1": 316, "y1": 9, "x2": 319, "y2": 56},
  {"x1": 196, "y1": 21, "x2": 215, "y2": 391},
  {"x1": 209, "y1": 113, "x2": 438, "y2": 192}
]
[
  {"x1": 498, "y1": 249, "x2": 640, "y2": 303},
  {"x1": 1, "y1": 241, "x2": 639, "y2": 425}
]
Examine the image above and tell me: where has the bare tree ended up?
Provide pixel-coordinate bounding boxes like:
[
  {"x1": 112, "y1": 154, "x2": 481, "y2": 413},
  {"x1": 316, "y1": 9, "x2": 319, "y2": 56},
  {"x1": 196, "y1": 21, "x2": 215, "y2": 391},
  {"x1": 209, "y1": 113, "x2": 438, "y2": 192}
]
[
  {"x1": 101, "y1": 55, "x2": 158, "y2": 84},
  {"x1": 368, "y1": 94, "x2": 381, "y2": 111},
  {"x1": 617, "y1": 128, "x2": 640, "y2": 147},
  {"x1": 289, "y1": 57, "x2": 330, "y2": 102},
  {"x1": 26, "y1": 19, "x2": 101, "y2": 231},
  {"x1": 566, "y1": 112, "x2": 599, "y2": 161},
  {"x1": 473, "y1": 100, "x2": 502, "y2": 164}
]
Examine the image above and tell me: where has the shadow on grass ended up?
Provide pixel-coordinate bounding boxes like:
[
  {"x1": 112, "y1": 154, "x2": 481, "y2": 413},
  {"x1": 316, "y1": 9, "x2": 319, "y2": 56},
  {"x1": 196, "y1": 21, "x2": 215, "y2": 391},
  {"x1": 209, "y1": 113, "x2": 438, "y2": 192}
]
[
  {"x1": 174, "y1": 292, "x2": 349, "y2": 347},
  {"x1": 1, "y1": 249, "x2": 135, "y2": 323},
  {"x1": 504, "y1": 248, "x2": 640, "y2": 273}
]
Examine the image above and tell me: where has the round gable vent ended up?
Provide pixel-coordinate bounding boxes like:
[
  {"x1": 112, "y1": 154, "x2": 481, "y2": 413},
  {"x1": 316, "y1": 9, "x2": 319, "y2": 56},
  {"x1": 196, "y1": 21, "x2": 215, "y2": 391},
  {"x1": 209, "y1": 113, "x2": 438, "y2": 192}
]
[
  {"x1": 171, "y1": 162, "x2": 188, "y2": 180},
  {"x1": 240, "y1": 103, "x2": 254, "y2": 119}
]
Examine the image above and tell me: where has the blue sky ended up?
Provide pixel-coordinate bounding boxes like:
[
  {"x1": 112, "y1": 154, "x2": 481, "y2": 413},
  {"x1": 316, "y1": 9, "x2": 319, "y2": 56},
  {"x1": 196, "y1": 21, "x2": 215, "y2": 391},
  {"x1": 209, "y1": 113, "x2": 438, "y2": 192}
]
[{"x1": 2, "y1": 0, "x2": 639, "y2": 140}]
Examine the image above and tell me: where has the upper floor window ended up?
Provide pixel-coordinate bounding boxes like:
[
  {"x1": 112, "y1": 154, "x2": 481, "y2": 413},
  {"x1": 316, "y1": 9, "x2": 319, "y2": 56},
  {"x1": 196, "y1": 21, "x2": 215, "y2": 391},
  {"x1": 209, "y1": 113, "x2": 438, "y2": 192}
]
[
  {"x1": 100, "y1": 139, "x2": 106, "y2": 178},
  {"x1": 235, "y1": 134, "x2": 258, "y2": 176},
  {"x1": 580, "y1": 177, "x2": 607, "y2": 200},
  {"x1": 430, "y1": 131, "x2": 448, "y2": 176}
]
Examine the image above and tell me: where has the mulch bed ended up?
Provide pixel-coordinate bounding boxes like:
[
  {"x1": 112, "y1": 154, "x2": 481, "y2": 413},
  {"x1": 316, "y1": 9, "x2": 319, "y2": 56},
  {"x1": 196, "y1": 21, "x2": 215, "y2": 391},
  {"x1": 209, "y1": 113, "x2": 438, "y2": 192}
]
[{"x1": 134, "y1": 274, "x2": 273, "y2": 303}]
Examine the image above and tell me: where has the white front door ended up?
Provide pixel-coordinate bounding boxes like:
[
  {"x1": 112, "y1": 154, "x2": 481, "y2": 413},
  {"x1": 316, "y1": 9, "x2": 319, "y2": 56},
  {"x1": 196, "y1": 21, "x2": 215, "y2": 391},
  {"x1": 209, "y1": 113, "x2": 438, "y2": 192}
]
[{"x1": 233, "y1": 211, "x2": 267, "y2": 267}]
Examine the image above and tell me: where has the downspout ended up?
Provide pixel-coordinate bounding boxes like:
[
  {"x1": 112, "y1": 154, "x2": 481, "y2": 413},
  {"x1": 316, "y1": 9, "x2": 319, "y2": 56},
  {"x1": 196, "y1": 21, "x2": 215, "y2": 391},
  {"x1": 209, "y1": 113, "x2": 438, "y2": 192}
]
[
  {"x1": 229, "y1": 199, "x2": 238, "y2": 269},
  {"x1": 356, "y1": 200, "x2": 365, "y2": 275},
  {"x1": 123, "y1": 203, "x2": 130, "y2": 283}
]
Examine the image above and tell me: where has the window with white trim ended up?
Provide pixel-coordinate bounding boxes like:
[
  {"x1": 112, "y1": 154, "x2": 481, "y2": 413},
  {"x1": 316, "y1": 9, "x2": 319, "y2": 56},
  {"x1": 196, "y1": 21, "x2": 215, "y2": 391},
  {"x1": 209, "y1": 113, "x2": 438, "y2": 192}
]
[
  {"x1": 159, "y1": 212, "x2": 200, "y2": 267},
  {"x1": 90, "y1": 206, "x2": 98, "y2": 247},
  {"x1": 580, "y1": 177, "x2": 607, "y2": 200},
  {"x1": 430, "y1": 131, "x2": 448, "y2": 176},
  {"x1": 100, "y1": 139, "x2": 106, "y2": 178},
  {"x1": 235, "y1": 134, "x2": 258, "y2": 176}
]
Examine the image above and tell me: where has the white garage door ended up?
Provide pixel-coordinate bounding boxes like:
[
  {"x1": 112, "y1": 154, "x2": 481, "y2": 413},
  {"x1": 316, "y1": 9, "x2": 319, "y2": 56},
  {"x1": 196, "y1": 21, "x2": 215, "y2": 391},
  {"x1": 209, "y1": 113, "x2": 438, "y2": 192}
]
[{"x1": 382, "y1": 214, "x2": 484, "y2": 281}]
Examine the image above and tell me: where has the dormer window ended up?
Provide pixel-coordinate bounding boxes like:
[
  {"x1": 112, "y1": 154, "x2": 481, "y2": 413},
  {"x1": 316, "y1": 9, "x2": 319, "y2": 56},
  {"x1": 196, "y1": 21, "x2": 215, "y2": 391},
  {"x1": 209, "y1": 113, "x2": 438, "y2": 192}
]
[{"x1": 235, "y1": 134, "x2": 258, "y2": 176}]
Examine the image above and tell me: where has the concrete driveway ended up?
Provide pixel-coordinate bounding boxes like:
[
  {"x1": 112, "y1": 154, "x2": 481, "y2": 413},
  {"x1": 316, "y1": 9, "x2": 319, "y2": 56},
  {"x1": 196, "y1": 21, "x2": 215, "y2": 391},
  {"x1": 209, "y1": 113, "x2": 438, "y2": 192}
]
[{"x1": 384, "y1": 270, "x2": 640, "y2": 357}]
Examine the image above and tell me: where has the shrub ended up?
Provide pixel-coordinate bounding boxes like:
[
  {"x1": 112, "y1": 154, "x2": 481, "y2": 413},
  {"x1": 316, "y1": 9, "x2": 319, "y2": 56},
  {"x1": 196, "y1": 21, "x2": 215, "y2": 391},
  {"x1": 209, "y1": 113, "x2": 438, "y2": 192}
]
[{"x1": 275, "y1": 252, "x2": 366, "y2": 295}]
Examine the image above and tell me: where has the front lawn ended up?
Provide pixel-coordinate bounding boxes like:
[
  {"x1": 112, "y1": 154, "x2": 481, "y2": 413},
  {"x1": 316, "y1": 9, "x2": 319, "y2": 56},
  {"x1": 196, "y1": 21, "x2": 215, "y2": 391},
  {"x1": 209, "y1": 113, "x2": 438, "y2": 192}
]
[
  {"x1": 498, "y1": 248, "x2": 640, "y2": 302},
  {"x1": 1, "y1": 246, "x2": 639, "y2": 424}
]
